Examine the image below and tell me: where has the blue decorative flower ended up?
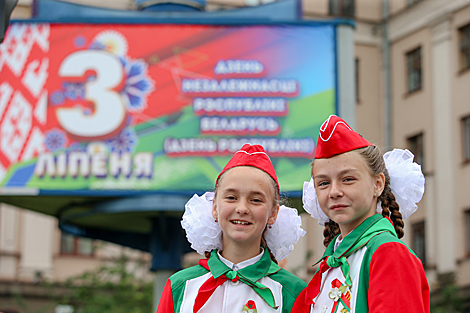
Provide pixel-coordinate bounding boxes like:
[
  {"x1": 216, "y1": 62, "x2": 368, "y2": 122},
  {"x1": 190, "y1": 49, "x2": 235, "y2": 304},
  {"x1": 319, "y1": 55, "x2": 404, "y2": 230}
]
[
  {"x1": 74, "y1": 35, "x2": 87, "y2": 48},
  {"x1": 63, "y1": 82, "x2": 85, "y2": 100},
  {"x1": 45, "y1": 129, "x2": 67, "y2": 152},
  {"x1": 50, "y1": 91, "x2": 65, "y2": 105},
  {"x1": 89, "y1": 41, "x2": 106, "y2": 51},
  {"x1": 120, "y1": 57, "x2": 154, "y2": 112},
  {"x1": 106, "y1": 128, "x2": 138, "y2": 154}
]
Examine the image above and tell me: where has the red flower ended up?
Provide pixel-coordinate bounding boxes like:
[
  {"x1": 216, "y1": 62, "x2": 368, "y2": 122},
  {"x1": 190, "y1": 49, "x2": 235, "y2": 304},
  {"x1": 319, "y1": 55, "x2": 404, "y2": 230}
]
[{"x1": 246, "y1": 300, "x2": 256, "y2": 309}]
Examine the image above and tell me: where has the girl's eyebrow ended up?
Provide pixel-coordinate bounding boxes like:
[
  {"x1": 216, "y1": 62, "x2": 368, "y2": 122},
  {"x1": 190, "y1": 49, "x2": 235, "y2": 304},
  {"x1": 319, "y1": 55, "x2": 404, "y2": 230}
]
[
  {"x1": 313, "y1": 174, "x2": 328, "y2": 180},
  {"x1": 222, "y1": 188, "x2": 266, "y2": 197},
  {"x1": 222, "y1": 188, "x2": 239, "y2": 193},
  {"x1": 339, "y1": 168, "x2": 359, "y2": 175},
  {"x1": 314, "y1": 168, "x2": 359, "y2": 180},
  {"x1": 249, "y1": 190, "x2": 267, "y2": 197}
]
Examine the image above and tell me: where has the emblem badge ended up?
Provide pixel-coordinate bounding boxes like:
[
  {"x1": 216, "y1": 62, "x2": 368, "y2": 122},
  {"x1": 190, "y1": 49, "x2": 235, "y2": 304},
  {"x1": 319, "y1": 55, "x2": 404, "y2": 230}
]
[
  {"x1": 242, "y1": 300, "x2": 257, "y2": 313},
  {"x1": 329, "y1": 279, "x2": 351, "y2": 313}
]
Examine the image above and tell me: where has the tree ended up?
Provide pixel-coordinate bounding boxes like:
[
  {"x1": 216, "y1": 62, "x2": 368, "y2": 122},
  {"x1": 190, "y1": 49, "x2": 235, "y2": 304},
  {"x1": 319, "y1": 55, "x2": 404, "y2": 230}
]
[{"x1": 57, "y1": 255, "x2": 154, "y2": 313}]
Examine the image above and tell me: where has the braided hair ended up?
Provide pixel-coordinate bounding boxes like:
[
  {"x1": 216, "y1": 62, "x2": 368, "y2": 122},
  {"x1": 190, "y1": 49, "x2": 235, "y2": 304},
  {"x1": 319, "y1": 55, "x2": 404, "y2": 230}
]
[{"x1": 320, "y1": 146, "x2": 405, "y2": 247}]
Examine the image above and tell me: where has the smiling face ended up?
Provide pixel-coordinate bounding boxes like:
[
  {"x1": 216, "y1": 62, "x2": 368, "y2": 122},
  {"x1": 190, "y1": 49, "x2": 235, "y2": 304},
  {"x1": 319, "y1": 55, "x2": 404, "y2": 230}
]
[
  {"x1": 212, "y1": 166, "x2": 279, "y2": 258},
  {"x1": 313, "y1": 150, "x2": 385, "y2": 236}
]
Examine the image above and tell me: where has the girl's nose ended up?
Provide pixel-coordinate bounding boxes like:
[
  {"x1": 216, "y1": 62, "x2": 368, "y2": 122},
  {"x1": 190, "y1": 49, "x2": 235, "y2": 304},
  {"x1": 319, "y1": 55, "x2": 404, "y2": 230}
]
[
  {"x1": 329, "y1": 181, "x2": 343, "y2": 199},
  {"x1": 235, "y1": 201, "x2": 249, "y2": 214}
]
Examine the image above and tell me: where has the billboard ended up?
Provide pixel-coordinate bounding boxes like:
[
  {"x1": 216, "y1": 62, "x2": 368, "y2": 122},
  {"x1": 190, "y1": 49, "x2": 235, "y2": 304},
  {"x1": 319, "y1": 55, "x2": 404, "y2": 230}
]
[{"x1": 0, "y1": 22, "x2": 336, "y2": 195}]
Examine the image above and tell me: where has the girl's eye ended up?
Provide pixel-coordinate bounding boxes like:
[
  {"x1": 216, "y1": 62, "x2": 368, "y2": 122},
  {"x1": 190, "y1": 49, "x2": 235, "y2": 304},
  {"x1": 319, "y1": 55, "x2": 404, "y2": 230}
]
[
  {"x1": 252, "y1": 198, "x2": 262, "y2": 203},
  {"x1": 225, "y1": 195, "x2": 236, "y2": 201},
  {"x1": 343, "y1": 177, "x2": 355, "y2": 182},
  {"x1": 317, "y1": 181, "x2": 329, "y2": 187}
]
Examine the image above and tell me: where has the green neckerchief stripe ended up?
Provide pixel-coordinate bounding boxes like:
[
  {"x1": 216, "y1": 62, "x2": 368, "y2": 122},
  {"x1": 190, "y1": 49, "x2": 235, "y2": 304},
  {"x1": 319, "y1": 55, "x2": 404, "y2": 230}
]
[
  {"x1": 207, "y1": 249, "x2": 281, "y2": 309},
  {"x1": 320, "y1": 214, "x2": 397, "y2": 260},
  {"x1": 207, "y1": 249, "x2": 280, "y2": 279},
  {"x1": 316, "y1": 215, "x2": 397, "y2": 288}
]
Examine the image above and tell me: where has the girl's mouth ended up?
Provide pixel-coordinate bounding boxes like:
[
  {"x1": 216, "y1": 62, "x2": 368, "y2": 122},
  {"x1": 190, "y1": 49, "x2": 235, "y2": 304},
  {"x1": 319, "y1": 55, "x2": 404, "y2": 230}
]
[
  {"x1": 329, "y1": 204, "x2": 347, "y2": 210},
  {"x1": 231, "y1": 220, "x2": 251, "y2": 225}
]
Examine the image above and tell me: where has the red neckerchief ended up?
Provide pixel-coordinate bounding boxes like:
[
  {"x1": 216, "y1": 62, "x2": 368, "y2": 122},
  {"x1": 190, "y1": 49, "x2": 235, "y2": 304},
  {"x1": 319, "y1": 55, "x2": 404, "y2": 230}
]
[{"x1": 193, "y1": 258, "x2": 240, "y2": 313}]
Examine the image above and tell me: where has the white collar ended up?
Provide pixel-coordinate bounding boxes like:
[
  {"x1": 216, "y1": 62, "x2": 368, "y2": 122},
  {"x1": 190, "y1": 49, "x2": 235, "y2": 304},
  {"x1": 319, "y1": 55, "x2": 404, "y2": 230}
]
[
  {"x1": 334, "y1": 228, "x2": 355, "y2": 251},
  {"x1": 217, "y1": 248, "x2": 265, "y2": 271},
  {"x1": 334, "y1": 235, "x2": 343, "y2": 251}
]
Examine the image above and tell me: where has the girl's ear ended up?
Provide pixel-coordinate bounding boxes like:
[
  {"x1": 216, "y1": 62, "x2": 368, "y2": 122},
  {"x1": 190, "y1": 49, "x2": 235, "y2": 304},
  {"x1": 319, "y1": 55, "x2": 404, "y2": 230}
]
[
  {"x1": 375, "y1": 172, "x2": 385, "y2": 196},
  {"x1": 267, "y1": 204, "x2": 280, "y2": 225},
  {"x1": 212, "y1": 197, "x2": 218, "y2": 220}
]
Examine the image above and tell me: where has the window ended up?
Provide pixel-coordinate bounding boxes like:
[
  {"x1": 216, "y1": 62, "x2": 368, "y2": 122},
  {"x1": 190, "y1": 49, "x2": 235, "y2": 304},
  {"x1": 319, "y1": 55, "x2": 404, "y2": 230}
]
[
  {"x1": 412, "y1": 221, "x2": 426, "y2": 267},
  {"x1": 408, "y1": 133, "x2": 425, "y2": 172},
  {"x1": 406, "y1": 47, "x2": 422, "y2": 93},
  {"x1": 328, "y1": 0, "x2": 355, "y2": 18},
  {"x1": 61, "y1": 233, "x2": 94, "y2": 256},
  {"x1": 463, "y1": 115, "x2": 470, "y2": 162},
  {"x1": 459, "y1": 23, "x2": 470, "y2": 72}
]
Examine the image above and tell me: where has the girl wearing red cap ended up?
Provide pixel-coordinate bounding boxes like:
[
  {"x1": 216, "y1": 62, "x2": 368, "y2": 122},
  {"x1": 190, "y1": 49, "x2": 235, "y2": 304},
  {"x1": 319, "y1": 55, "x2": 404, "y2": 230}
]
[
  {"x1": 292, "y1": 115, "x2": 430, "y2": 313},
  {"x1": 157, "y1": 143, "x2": 307, "y2": 313}
]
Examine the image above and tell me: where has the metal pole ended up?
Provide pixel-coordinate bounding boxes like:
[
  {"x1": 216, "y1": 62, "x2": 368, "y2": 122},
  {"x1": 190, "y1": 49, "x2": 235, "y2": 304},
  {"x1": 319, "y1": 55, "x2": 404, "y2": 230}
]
[
  {"x1": 336, "y1": 23, "x2": 356, "y2": 128},
  {"x1": 382, "y1": 0, "x2": 392, "y2": 150}
]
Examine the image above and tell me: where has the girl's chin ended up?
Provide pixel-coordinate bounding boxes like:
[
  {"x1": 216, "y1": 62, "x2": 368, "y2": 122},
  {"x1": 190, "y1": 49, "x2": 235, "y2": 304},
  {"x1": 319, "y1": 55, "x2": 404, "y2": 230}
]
[
  {"x1": 223, "y1": 233, "x2": 263, "y2": 245},
  {"x1": 328, "y1": 212, "x2": 351, "y2": 222},
  {"x1": 330, "y1": 217, "x2": 358, "y2": 229}
]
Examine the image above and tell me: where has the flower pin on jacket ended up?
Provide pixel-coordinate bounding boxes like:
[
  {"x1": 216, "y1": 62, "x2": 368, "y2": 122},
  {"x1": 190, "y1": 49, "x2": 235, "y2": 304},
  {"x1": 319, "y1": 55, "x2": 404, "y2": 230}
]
[
  {"x1": 242, "y1": 300, "x2": 257, "y2": 313},
  {"x1": 329, "y1": 279, "x2": 351, "y2": 313}
]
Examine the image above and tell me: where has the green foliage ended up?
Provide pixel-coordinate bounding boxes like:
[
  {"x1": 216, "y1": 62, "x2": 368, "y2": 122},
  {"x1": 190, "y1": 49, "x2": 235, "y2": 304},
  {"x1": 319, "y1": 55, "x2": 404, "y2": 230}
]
[
  {"x1": 431, "y1": 284, "x2": 465, "y2": 313},
  {"x1": 58, "y1": 255, "x2": 154, "y2": 313}
]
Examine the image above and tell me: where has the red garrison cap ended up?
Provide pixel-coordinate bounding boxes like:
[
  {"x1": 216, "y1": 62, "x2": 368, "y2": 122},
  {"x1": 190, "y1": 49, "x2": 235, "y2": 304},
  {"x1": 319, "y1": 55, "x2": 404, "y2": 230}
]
[
  {"x1": 315, "y1": 115, "x2": 372, "y2": 159},
  {"x1": 216, "y1": 144, "x2": 279, "y2": 195}
]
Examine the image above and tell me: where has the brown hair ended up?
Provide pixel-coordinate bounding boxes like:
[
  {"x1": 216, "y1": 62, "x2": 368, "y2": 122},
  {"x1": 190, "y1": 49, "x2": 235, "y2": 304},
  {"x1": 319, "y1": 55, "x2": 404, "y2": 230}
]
[
  {"x1": 319, "y1": 146, "x2": 405, "y2": 247},
  {"x1": 205, "y1": 166, "x2": 280, "y2": 263}
]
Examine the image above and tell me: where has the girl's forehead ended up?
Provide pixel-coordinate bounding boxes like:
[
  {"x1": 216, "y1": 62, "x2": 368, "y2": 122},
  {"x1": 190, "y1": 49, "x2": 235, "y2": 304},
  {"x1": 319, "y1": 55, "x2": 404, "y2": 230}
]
[
  {"x1": 313, "y1": 151, "x2": 368, "y2": 175},
  {"x1": 220, "y1": 166, "x2": 270, "y2": 182},
  {"x1": 217, "y1": 166, "x2": 274, "y2": 191}
]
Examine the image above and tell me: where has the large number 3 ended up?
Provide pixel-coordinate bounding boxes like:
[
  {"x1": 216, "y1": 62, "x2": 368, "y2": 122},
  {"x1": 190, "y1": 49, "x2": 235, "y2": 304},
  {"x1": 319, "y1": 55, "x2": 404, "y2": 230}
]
[{"x1": 56, "y1": 50, "x2": 126, "y2": 140}]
